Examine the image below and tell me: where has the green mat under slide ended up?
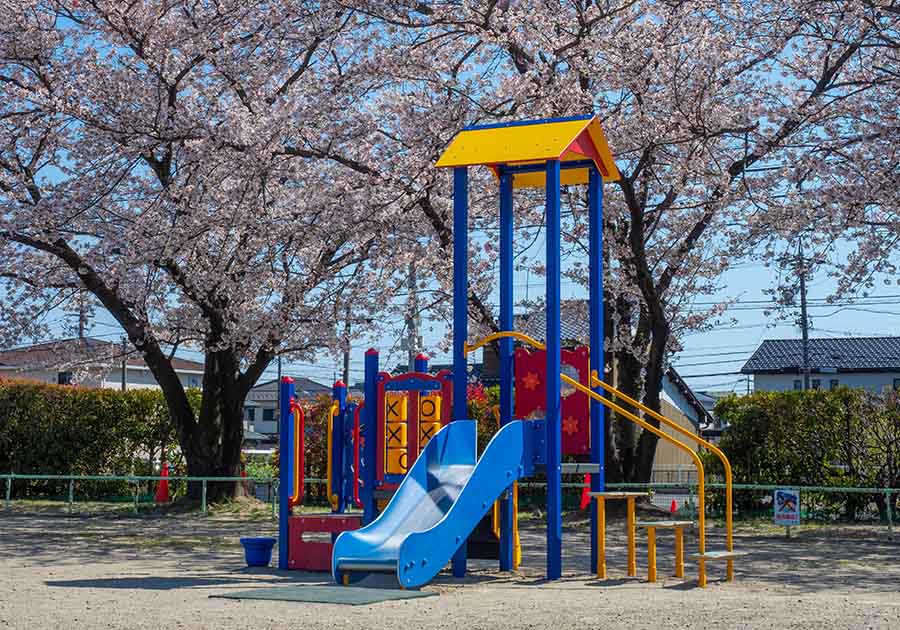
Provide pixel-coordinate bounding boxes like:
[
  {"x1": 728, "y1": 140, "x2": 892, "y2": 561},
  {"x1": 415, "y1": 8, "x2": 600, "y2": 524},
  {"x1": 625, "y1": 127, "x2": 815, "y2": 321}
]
[{"x1": 211, "y1": 585, "x2": 437, "y2": 605}]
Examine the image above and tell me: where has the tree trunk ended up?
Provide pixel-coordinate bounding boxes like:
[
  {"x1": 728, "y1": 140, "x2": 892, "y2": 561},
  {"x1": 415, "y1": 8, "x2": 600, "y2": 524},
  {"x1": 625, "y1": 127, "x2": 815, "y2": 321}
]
[
  {"x1": 613, "y1": 347, "x2": 642, "y2": 481},
  {"x1": 185, "y1": 350, "x2": 246, "y2": 502},
  {"x1": 633, "y1": 321, "x2": 670, "y2": 482},
  {"x1": 602, "y1": 291, "x2": 624, "y2": 484},
  {"x1": 149, "y1": 349, "x2": 247, "y2": 503}
]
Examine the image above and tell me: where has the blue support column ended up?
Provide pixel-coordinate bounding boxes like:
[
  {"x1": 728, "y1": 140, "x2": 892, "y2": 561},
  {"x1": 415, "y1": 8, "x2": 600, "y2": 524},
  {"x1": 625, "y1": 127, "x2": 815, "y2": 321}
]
[
  {"x1": 332, "y1": 380, "x2": 348, "y2": 514},
  {"x1": 498, "y1": 169, "x2": 515, "y2": 571},
  {"x1": 414, "y1": 353, "x2": 429, "y2": 373},
  {"x1": 588, "y1": 167, "x2": 606, "y2": 571},
  {"x1": 451, "y1": 166, "x2": 469, "y2": 578},
  {"x1": 278, "y1": 376, "x2": 296, "y2": 570},
  {"x1": 362, "y1": 349, "x2": 379, "y2": 525},
  {"x1": 545, "y1": 159, "x2": 563, "y2": 580}
]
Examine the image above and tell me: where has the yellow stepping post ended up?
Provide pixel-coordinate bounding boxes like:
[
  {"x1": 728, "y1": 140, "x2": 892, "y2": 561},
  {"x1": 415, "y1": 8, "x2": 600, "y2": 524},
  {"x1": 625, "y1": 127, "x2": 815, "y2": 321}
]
[
  {"x1": 638, "y1": 520, "x2": 694, "y2": 582},
  {"x1": 589, "y1": 491, "x2": 648, "y2": 579}
]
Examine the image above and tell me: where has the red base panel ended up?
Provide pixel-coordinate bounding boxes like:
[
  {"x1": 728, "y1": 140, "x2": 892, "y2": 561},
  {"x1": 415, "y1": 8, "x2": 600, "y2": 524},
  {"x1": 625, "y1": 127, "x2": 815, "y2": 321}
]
[{"x1": 287, "y1": 513, "x2": 362, "y2": 571}]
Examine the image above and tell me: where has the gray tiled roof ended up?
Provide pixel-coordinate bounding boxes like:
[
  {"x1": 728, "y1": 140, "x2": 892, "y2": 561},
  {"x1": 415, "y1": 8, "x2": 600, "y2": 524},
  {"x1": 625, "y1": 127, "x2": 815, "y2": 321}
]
[
  {"x1": 515, "y1": 300, "x2": 590, "y2": 344},
  {"x1": 741, "y1": 337, "x2": 900, "y2": 373}
]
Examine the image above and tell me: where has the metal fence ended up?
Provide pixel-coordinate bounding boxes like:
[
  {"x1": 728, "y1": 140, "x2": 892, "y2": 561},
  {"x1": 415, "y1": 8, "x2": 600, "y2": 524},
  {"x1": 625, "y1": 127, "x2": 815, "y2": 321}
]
[{"x1": 2, "y1": 473, "x2": 896, "y2": 537}]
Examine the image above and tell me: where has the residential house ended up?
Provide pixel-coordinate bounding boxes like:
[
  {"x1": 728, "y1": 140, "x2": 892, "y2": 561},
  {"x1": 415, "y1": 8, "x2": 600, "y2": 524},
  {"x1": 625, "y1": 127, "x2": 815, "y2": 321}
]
[
  {"x1": 0, "y1": 337, "x2": 204, "y2": 390},
  {"x1": 741, "y1": 337, "x2": 900, "y2": 392},
  {"x1": 243, "y1": 376, "x2": 332, "y2": 437}
]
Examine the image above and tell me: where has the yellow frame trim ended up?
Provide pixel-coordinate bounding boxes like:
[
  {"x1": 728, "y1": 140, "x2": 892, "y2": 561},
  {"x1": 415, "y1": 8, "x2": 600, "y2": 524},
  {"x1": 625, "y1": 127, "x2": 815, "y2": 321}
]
[{"x1": 327, "y1": 402, "x2": 340, "y2": 511}]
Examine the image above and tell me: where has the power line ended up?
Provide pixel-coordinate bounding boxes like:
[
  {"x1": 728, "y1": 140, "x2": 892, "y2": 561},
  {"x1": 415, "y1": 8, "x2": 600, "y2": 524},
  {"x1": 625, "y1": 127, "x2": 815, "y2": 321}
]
[
  {"x1": 672, "y1": 357, "x2": 749, "y2": 369},
  {"x1": 677, "y1": 370, "x2": 744, "y2": 378}
]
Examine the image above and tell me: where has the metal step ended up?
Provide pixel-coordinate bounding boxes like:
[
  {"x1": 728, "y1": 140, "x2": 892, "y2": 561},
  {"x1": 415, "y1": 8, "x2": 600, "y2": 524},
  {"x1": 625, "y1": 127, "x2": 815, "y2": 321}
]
[
  {"x1": 534, "y1": 463, "x2": 600, "y2": 475},
  {"x1": 335, "y1": 559, "x2": 398, "y2": 573},
  {"x1": 687, "y1": 550, "x2": 748, "y2": 561}
]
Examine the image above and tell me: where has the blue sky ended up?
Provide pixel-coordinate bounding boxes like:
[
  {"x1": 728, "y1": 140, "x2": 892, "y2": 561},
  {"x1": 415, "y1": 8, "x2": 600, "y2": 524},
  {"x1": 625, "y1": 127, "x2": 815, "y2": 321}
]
[{"x1": 58, "y1": 223, "x2": 900, "y2": 393}]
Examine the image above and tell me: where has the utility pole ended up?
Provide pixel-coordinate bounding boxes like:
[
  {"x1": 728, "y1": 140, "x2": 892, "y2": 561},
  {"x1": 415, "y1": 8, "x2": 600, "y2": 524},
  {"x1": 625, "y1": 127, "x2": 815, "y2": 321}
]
[
  {"x1": 78, "y1": 299, "x2": 86, "y2": 339},
  {"x1": 342, "y1": 305, "x2": 351, "y2": 385},
  {"x1": 120, "y1": 337, "x2": 127, "y2": 391},
  {"x1": 797, "y1": 239, "x2": 811, "y2": 390},
  {"x1": 276, "y1": 354, "x2": 282, "y2": 428},
  {"x1": 406, "y1": 263, "x2": 419, "y2": 372}
]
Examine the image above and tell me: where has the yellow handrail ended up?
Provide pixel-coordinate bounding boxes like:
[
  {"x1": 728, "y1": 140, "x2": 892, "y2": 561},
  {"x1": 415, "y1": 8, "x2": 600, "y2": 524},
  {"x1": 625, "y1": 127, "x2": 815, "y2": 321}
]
[
  {"x1": 465, "y1": 330, "x2": 725, "y2": 582},
  {"x1": 560, "y1": 374, "x2": 708, "y2": 585},
  {"x1": 590, "y1": 373, "x2": 735, "y2": 571},
  {"x1": 327, "y1": 402, "x2": 340, "y2": 511},
  {"x1": 464, "y1": 330, "x2": 546, "y2": 354}
]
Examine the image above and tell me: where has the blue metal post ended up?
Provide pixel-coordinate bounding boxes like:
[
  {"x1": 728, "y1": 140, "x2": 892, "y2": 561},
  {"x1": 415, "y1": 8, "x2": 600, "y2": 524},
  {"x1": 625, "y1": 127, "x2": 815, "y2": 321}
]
[
  {"x1": 278, "y1": 376, "x2": 296, "y2": 570},
  {"x1": 362, "y1": 349, "x2": 379, "y2": 525},
  {"x1": 499, "y1": 169, "x2": 515, "y2": 571},
  {"x1": 451, "y1": 165, "x2": 469, "y2": 578},
  {"x1": 588, "y1": 166, "x2": 605, "y2": 571},
  {"x1": 414, "y1": 353, "x2": 429, "y2": 373},
  {"x1": 545, "y1": 159, "x2": 563, "y2": 580},
  {"x1": 332, "y1": 380, "x2": 348, "y2": 514}
]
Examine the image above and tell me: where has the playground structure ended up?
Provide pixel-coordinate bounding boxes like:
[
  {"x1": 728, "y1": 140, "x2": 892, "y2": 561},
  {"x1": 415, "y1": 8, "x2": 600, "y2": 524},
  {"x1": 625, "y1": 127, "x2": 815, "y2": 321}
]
[{"x1": 277, "y1": 115, "x2": 740, "y2": 588}]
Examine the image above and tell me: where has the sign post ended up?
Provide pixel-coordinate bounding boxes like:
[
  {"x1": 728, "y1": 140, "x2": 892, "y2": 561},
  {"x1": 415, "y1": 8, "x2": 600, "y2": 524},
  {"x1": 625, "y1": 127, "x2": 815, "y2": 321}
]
[{"x1": 774, "y1": 488, "x2": 800, "y2": 538}]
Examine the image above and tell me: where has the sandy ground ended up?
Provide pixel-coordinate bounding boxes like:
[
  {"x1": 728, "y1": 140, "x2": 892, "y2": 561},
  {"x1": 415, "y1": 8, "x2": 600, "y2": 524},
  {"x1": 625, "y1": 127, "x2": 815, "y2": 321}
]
[{"x1": 1, "y1": 508, "x2": 899, "y2": 630}]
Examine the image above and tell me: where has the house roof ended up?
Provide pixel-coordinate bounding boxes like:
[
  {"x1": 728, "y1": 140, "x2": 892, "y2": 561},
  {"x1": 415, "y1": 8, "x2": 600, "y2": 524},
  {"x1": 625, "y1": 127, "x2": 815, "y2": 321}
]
[
  {"x1": 665, "y1": 367, "x2": 716, "y2": 428},
  {"x1": 0, "y1": 337, "x2": 205, "y2": 373},
  {"x1": 435, "y1": 115, "x2": 620, "y2": 188},
  {"x1": 251, "y1": 376, "x2": 331, "y2": 395},
  {"x1": 741, "y1": 337, "x2": 900, "y2": 374},
  {"x1": 515, "y1": 300, "x2": 590, "y2": 345}
]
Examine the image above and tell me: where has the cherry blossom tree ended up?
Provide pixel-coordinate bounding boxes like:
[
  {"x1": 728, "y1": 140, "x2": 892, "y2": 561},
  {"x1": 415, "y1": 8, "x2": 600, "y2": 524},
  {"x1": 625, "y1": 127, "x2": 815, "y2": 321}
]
[
  {"x1": 347, "y1": 0, "x2": 900, "y2": 482},
  {"x1": 0, "y1": 0, "x2": 396, "y2": 498}
]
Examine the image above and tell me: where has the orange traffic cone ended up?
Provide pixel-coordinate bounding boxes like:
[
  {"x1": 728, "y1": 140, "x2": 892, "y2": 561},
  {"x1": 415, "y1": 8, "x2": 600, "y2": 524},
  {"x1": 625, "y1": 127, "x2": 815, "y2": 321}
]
[
  {"x1": 155, "y1": 462, "x2": 170, "y2": 503},
  {"x1": 670, "y1": 498, "x2": 678, "y2": 515},
  {"x1": 579, "y1": 473, "x2": 592, "y2": 510}
]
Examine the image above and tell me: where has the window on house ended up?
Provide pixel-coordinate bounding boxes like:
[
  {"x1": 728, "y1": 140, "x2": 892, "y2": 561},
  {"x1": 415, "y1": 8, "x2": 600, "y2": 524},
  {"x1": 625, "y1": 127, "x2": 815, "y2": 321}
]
[
  {"x1": 812, "y1": 379, "x2": 821, "y2": 390},
  {"x1": 793, "y1": 380, "x2": 802, "y2": 390},
  {"x1": 894, "y1": 378, "x2": 900, "y2": 390},
  {"x1": 245, "y1": 407, "x2": 256, "y2": 422},
  {"x1": 263, "y1": 408, "x2": 275, "y2": 423},
  {"x1": 830, "y1": 379, "x2": 839, "y2": 390},
  {"x1": 57, "y1": 371, "x2": 73, "y2": 385}
]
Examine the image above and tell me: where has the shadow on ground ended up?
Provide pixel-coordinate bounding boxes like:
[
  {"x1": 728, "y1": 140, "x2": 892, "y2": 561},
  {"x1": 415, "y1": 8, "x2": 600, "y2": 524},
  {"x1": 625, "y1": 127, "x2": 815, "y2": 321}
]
[{"x1": 4, "y1": 511, "x2": 899, "y2": 595}]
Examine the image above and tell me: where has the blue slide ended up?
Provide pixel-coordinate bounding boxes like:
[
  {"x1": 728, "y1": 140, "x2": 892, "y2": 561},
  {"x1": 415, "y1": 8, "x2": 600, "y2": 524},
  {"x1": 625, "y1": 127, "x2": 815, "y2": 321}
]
[{"x1": 332, "y1": 419, "x2": 540, "y2": 588}]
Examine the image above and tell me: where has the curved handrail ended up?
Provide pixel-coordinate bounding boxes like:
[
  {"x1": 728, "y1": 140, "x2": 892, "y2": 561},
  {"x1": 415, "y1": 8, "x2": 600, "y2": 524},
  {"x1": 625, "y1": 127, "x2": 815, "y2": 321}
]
[
  {"x1": 289, "y1": 400, "x2": 305, "y2": 507},
  {"x1": 589, "y1": 373, "x2": 734, "y2": 560},
  {"x1": 464, "y1": 330, "x2": 546, "y2": 354},
  {"x1": 465, "y1": 330, "x2": 717, "y2": 578},
  {"x1": 559, "y1": 374, "x2": 706, "y2": 571},
  {"x1": 327, "y1": 401, "x2": 340, "y2": 511}
]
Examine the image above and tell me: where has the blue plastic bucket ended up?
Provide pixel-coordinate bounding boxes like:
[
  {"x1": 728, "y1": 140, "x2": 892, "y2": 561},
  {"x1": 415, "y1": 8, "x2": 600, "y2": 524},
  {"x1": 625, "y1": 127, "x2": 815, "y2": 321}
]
[{"x1": 239, "y1": 537, "x2": 276, "y2": 567}]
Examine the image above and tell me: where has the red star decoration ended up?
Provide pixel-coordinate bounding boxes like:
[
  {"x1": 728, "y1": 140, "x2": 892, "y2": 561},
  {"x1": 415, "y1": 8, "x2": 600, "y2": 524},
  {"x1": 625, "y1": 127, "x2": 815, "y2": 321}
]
[
  {"x1": 563, "y1": 416, "x2": 579, "y2": 436},
  {"x1": 522, "y1": 371, "x2": 541, "y2": 390}
]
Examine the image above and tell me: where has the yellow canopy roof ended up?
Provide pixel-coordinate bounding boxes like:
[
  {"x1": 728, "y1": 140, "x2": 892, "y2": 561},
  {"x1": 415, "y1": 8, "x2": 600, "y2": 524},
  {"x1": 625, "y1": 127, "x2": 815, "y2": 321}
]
[{"x1": 435, "y1": 115, "x2": 620, "y2": 188}]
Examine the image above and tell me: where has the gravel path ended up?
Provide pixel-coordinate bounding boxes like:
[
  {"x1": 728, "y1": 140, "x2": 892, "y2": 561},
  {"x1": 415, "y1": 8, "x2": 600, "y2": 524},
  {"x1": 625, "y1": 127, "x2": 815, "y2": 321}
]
[{"x1": 1, "y1": 511, "x2": 898, "y2": 629}]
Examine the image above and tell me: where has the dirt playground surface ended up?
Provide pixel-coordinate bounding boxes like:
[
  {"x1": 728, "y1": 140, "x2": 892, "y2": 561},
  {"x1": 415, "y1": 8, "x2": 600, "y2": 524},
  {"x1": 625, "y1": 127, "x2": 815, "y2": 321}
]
[{"x1": 1, "y1": 508, "x2": 898, "y2": 629}]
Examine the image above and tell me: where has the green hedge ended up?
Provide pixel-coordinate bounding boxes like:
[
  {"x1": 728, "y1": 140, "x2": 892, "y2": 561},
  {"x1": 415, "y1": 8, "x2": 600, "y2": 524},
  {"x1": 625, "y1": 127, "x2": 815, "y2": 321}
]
[
  {"x1": 0, "y1": 378, "x2": 194, "y2": 498},
  {"x1": 707, "y1": 388, "x2": 900, "y2": 520}
]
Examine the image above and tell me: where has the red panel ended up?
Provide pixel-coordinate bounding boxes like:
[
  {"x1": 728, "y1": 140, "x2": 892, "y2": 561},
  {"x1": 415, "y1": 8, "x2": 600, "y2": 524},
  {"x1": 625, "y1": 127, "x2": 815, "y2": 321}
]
[
  {"x1": 288, "y1": 514, "x2": 362, "y2": 572},
  {"x1": 514, "y1": 345, "x2": 590, "y2": 456}
]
